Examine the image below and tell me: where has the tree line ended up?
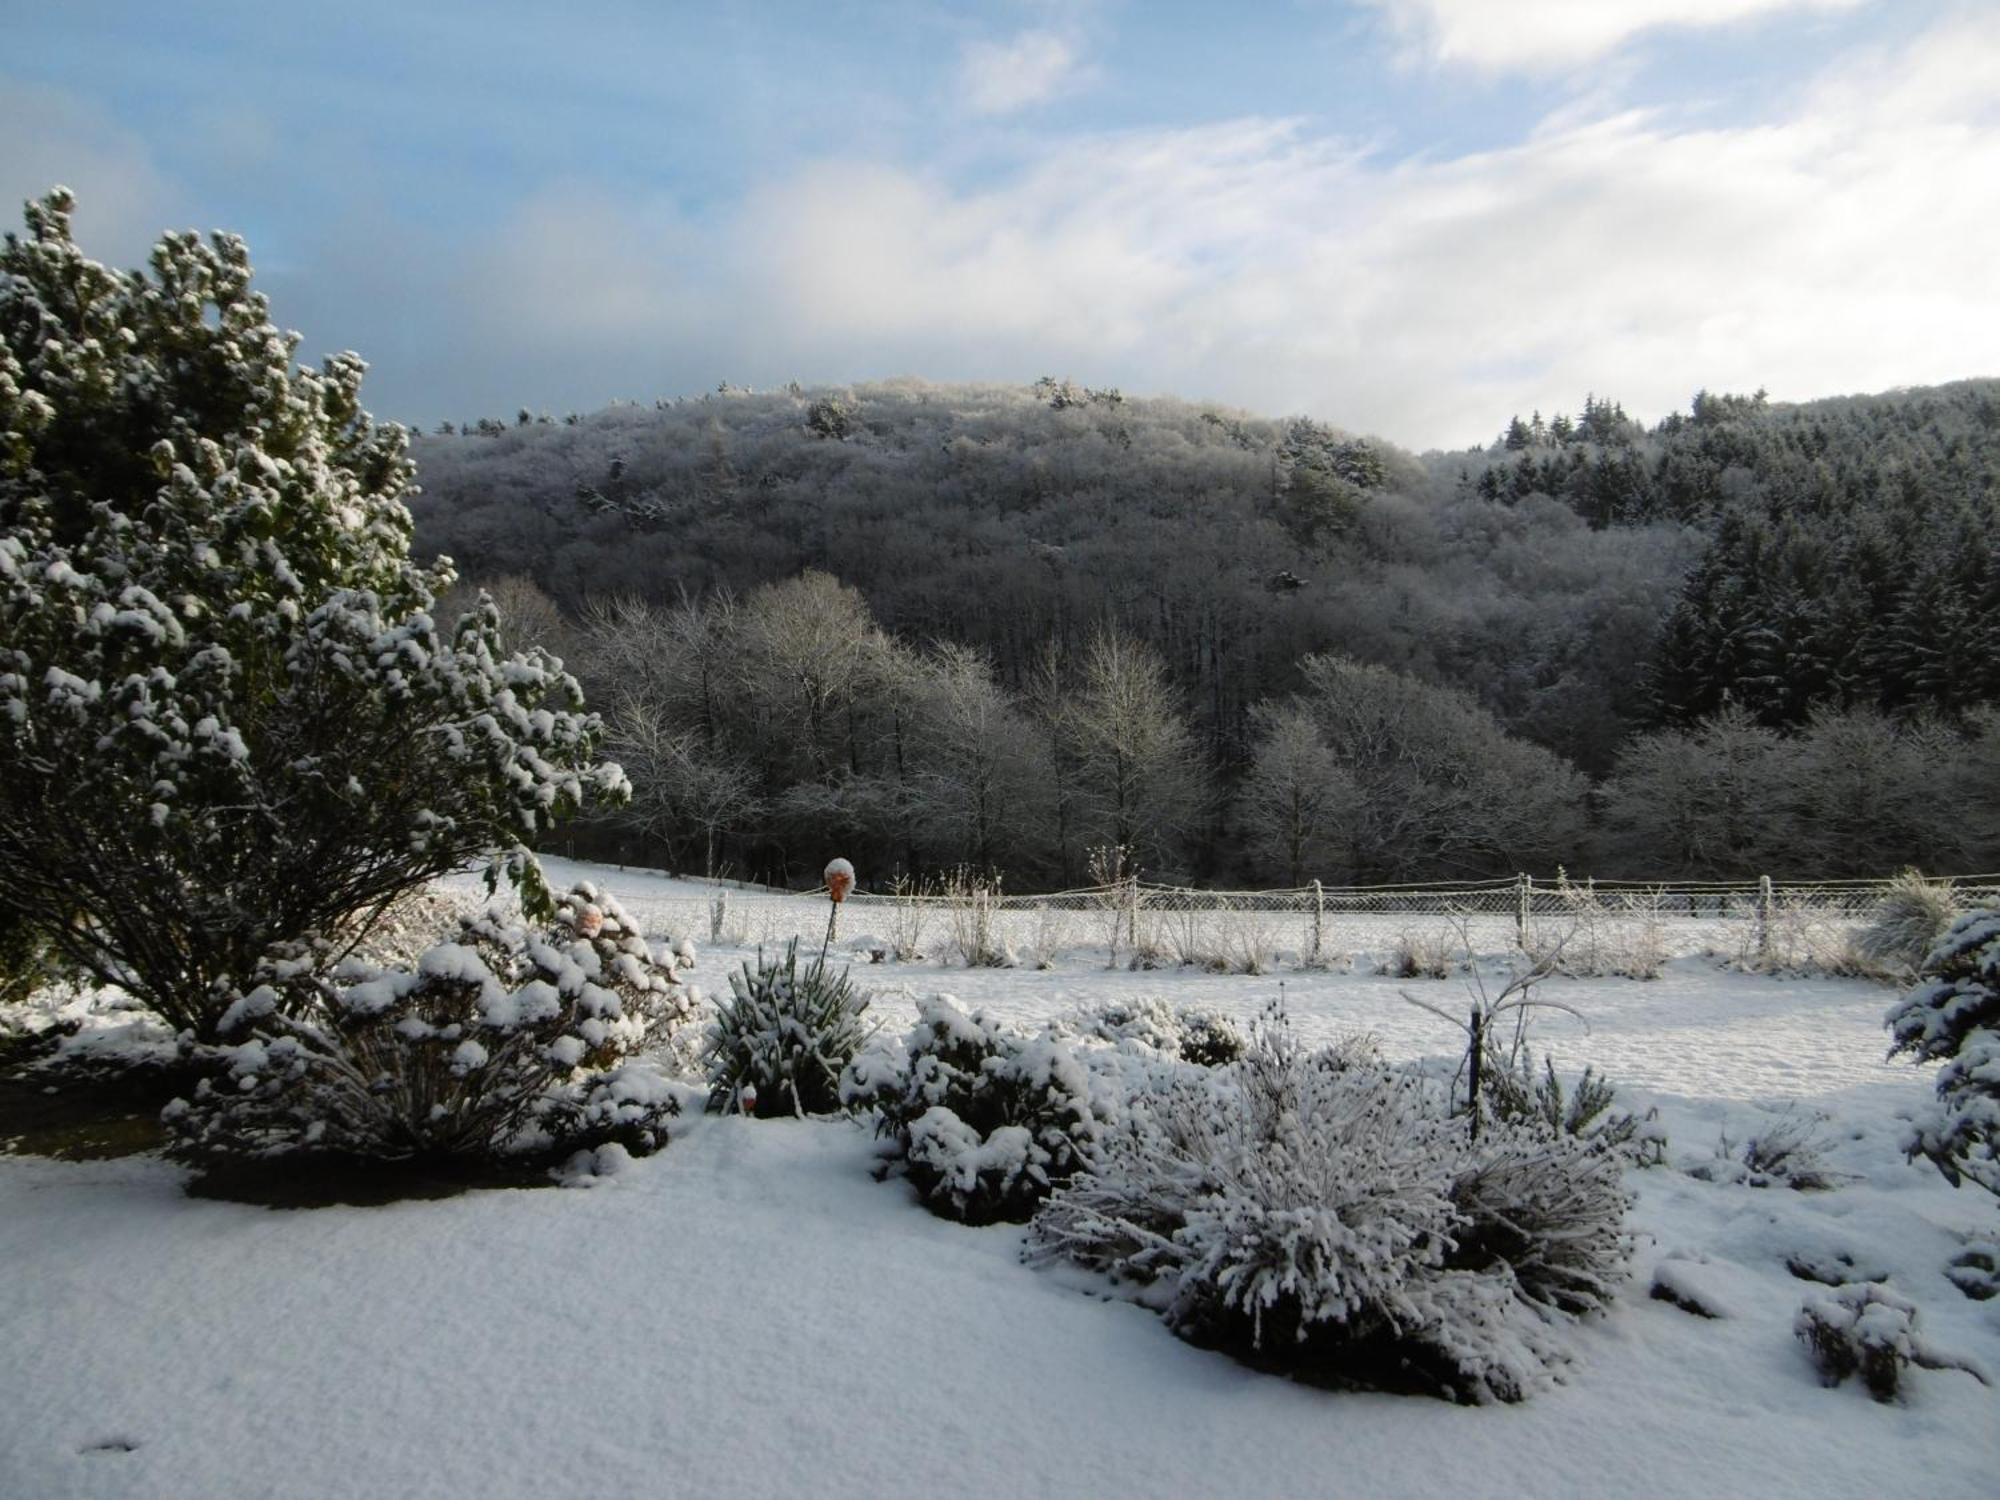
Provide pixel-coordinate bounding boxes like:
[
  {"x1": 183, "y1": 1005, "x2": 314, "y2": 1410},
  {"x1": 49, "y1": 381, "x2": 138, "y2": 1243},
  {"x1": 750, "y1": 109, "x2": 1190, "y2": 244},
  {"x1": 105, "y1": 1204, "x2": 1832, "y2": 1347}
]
[{"x1": 468, "y1": 570, "x2": 2000, "y2": 889}]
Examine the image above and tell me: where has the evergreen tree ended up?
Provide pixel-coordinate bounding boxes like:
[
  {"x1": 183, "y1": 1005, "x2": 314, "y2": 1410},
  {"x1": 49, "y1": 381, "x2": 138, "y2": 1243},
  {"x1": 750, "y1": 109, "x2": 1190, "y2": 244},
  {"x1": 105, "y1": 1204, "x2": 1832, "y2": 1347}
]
[{"x1": 0, "y1": 190, "x2": 624, "y2": 1037}]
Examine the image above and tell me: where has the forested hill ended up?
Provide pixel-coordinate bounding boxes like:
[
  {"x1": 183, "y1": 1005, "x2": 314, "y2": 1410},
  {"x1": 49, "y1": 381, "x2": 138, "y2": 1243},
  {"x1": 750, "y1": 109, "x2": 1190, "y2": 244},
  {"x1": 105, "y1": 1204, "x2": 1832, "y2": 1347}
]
[
  {"x1": 408, "y1": 376, "x2": 2000, "y2": 773},
  {"x1": 408, "y1": 379, "x2": 1693, "y2": 775}
]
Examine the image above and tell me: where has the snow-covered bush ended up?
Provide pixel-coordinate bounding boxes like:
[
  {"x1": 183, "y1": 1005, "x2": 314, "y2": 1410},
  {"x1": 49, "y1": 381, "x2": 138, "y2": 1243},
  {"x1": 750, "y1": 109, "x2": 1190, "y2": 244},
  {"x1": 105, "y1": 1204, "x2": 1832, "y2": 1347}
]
[
  {"x1": 0, "y1": 190, "x2": 625, "y2": 1040},
  {"x1": 1383, "y1": 928, "x2": 1458, "y2": 979},
  {"x1": 1886, "y1": 911, "x2": 2000, "y2": 1200},
  {"x1": 943, "y1": 869, "x2": 1010, "y2": 967},
  {"x1": 1057, "y1": 998, "x2": 1245, "y2": 1068},
  {"x1": 1855, "y1": 870, "x2": 1959, "y2": 976},
  {"x1": 1795, "y1": 1282, "x2": 1987, "y2": 1401},
  {"x1": 1482, "y1": 1055, "x2": 1656, "y2": 1161},
  {"x1": 164, "y1": 884, "x2": 693, "y2": 1163},
  {"x1": 701, "y1": 940, "x2": 873, "y2": 1117},
  {"x1": 842, "y1": 995, "x2": 1096, "y2": 1224},
  {"x1": 1032, "y1": 1016, "x2": 1630, "y2": 1403},
  {"x1": 1689, "y1": 1110, "x2": 1841, "y2": 1190}
]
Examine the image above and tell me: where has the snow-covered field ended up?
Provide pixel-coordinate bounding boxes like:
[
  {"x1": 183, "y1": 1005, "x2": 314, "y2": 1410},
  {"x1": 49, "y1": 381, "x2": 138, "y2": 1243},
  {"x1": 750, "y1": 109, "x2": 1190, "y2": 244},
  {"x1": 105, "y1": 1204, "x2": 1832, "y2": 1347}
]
[{"x1": 3, "y1": 859, "x2": 1996, "y2": 1500}]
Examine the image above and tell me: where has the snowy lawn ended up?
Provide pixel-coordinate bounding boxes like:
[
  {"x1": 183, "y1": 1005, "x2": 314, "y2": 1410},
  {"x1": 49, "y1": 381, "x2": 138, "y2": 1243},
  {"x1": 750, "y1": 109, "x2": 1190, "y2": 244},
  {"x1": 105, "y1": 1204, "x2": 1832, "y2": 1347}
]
[{"x1": 4, "y1": 863, "x2": 1997, "y2": 1500}]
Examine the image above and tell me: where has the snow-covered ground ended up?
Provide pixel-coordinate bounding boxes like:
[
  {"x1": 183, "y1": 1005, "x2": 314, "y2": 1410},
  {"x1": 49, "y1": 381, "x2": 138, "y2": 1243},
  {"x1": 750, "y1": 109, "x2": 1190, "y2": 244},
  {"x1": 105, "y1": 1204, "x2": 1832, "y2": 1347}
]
[{"x1": 3, "y1": 859, "x2": 1996, "y2": 1500}]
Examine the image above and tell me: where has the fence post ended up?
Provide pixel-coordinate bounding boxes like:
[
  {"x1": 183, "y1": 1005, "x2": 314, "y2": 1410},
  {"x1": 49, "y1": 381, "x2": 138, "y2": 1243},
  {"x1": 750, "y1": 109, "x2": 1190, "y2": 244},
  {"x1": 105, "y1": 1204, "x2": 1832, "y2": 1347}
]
[
  {"x1": 1126, "y1": 876, "x2": 1141, "y2": 958},
  {"x1": 1516, "y1": 873, "x2": 1532, "y2": 948},
  {"x1": 1757, "y1": 874, "x2": 1774, "y2": 963},
  {"x1": 1310, "y1": 879, "x2": 1325, "y2": 967}
]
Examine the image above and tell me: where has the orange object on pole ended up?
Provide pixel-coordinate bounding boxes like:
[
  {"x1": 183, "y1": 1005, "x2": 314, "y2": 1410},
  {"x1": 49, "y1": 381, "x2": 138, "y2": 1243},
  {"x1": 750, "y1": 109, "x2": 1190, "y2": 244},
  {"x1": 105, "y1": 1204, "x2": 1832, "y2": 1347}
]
[{"x1": 824, "y1": 857, "x2": 855, "y2": 904}]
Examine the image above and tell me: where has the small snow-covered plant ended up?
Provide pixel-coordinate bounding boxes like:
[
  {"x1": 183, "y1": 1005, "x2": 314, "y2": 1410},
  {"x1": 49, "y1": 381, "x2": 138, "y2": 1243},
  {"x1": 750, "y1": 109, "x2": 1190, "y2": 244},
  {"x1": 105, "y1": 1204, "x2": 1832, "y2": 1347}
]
[
  {"x1": 165, "y1": 883, "x2": 694, "y2": 1163},
  {"x1": 1886, "y1": 910, "x2": 2000, "y2": 1201},
  {"x1": 701, "y1": 940, "x2": 873, "y2": 1117},
  {"x1": 843, "y1": 995, "x2": 1096, "y2": 1224},
  {"x1": 1023, "y1": 901, "x2": 1073, "y2": 969},
  {"x1": 1062, "y1": 997, "x2": 1183, "y2": 1053},
  {"x1": 1227, "y1": 906, "x2": 1279, "y2": 976},
  {"x1": 1690, "y1": 1109, "x2": 1841, "y2": 1190},
  {"x1": 1795, "y1": 1282, "x2": 1988, "y2": 1401},
  {"x1": 1033, "y1": 1011, "x2": 1629, "y2": 1403},
  {"x1": 1402, "y1": 934, "x2": 1581, "y2": 1143},
  {"x1": 943, "y1": 868, "x2": 1009, "y2": 967},
  {"x1": 885, "y1": 874, "x2": 936, "y2": 962},
  {"x1": 1385, "y1": 927, "x2": 1457, "y2": 980},
  {"x1": 1058, "y1": 998, "x2": 1246, "y2": 1068},
  {"x1": 1088, "y1": 844, "x2": 1137, "y2": 968},
  {"x1": 1856, "y1": 870, "x2": 1959, "y2": 976},
  {"x1": 1482, "y1": 1055, "x2": 1651, "y2": 1159}
]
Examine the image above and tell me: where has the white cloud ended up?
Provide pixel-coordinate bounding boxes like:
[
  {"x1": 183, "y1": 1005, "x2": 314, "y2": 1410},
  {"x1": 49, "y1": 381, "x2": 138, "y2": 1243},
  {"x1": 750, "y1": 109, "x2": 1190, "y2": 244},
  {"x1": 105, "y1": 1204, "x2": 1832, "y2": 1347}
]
[
  {"x1": 957, "y1": 29, "x2": 1087, "y2": 115},
  {"x1": 713, "y1": 9, "x2": 2000, "y2": 446},
  {"x1": 1360, "y1": 0, "x2": 1869, "y2": 72},
  {"x1": 360, "y1": 10, "x2": 2000, "y2": 447}
]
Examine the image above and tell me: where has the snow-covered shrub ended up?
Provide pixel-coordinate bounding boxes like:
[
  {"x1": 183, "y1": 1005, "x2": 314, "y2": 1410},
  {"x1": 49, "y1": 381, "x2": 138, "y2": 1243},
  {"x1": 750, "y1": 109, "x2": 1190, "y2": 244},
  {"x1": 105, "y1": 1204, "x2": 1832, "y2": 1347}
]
[
  {"x1": 943, "y1": 869, "x2": 1010, "y2": 967},
  {"x1": 842, "y1": 996, "x2": 1096, "y2": 1224},
  {"x1": 0, "y1": 190, "x2": 625, "y2": 1040},
  {"x1": 1689, "y1": 1110, "x2": 1842, "y2": 1190},
  {"x1": 1057, "y1": 998, "x2": 1246, "y2": 1068},
  {"x1": 1885, "y1": 910, "x2": 2000, "y2": 1200},
  {"x1": 1023, "y1": 902, "x2": 1073, "y2": 969},
  {"x1": 164, "y1": 884, "x2": 693, "y2": 1163},
  {"x1": 884, "y1": 875, "x2": 936, "y2": 962},
  {"x1": 701, "y1": 940, "x2": 873, "y2": 1117},
  {"x1": 1032, "y1": 1016, "x2": 1630, "y2": 1403},
  {"x1": 1450, "y1": 1120, "x2": 1632, "y2": 1318},
  {"x1": 1482, "y1": 1056, "x2": 1655, "y2": 1161},
  {"x1": 1795, "y1": 1282, "x2": 1988, "y2": 1401},
  {"x1": 1855, "y1": 870, "x2": 1959, "y2": 976},
  {"x1": 1944, "y1": 1243, "x2": 1999, "y2": 1302},
  {"x1": 1384, "y1": 928, "x2": 1457, "y2": 980}
]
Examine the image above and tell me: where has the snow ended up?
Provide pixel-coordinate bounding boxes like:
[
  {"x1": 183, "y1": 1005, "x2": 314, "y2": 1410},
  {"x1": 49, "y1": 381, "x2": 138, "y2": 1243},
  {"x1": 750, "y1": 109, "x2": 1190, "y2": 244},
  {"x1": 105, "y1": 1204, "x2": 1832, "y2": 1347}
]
[{"x1": 4, "y1": 858, "x2": 1998, "y2": 1499}]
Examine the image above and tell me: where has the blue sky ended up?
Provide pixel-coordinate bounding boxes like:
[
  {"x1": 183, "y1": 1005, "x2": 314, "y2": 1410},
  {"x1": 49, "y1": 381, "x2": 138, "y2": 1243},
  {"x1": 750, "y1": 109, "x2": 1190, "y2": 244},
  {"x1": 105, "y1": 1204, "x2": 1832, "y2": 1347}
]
[{"x1": 4, "y1": 0, "x2": 1994, "y2": 447}]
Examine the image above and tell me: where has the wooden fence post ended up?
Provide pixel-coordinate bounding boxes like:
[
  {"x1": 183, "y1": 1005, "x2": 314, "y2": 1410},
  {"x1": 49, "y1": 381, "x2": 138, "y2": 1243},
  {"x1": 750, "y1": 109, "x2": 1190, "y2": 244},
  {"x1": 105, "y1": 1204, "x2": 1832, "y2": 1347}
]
[
  {"x1": 1310, "y1": 879, "x2": 1325, "y2": 967},
  {"x1": 1516, "y1": 873, "x2": 1532, "y2": 948},
  {"x1": 1757, "y1": 874, "x2": 1774, "y2": 963}
]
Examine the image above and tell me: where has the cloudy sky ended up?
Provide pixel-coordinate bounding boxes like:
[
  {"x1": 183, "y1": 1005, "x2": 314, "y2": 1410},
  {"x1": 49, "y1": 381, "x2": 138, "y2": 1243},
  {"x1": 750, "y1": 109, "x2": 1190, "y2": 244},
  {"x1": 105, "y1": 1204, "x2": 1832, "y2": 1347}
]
[{"x1": 6, "y1": 0, "x2": 1996, "y2": 448}]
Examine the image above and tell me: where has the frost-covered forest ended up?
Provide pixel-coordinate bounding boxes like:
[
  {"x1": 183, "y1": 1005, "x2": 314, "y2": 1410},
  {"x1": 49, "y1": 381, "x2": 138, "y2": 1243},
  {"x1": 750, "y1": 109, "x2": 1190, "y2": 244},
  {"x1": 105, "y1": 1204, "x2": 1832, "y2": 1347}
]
[{"x1": 409, "y1": 380, "x2": 2000, "y2": 886}]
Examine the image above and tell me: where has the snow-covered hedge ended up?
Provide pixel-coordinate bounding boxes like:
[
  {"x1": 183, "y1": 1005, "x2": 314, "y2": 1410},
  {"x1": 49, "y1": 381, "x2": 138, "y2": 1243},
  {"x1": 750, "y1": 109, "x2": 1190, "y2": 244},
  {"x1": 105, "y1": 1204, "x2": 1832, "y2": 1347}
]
[
  {"x1": 1031, "y1": 1016, "x2": 1631, "y2": 1403},
  {"x1": 1885, "y1": 910, "x2": 2000, "y2": 1200},
  {"x1": 843, "y1": 996, "x2": 1097, "y2": 1224},
  {"x1": 164, "y1": 884, "x2": 694, "y2": 1164},
  {"x1": 702, "y1": 940, "x2": 874, "y2": 1117}
]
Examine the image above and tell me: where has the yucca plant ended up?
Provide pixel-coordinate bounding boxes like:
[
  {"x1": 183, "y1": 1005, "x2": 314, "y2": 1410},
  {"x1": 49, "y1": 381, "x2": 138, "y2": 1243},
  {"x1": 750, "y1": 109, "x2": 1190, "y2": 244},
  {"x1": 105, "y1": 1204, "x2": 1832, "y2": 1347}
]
[{"x1": 703, "y1": 940, "x2": 874, "y2": 1117}]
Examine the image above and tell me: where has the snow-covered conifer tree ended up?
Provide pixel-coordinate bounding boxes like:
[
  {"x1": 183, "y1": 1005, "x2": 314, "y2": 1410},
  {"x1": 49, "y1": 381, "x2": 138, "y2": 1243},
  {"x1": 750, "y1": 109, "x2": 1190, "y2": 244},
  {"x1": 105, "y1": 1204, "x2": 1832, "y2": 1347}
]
[{"x1": 0, "y1": 190, "x2": 626, "y2": 1037}]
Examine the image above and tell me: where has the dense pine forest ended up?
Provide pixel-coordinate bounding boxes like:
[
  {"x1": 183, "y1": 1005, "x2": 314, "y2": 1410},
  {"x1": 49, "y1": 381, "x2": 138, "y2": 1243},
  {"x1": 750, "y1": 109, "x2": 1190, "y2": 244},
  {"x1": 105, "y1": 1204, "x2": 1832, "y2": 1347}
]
[{"x1": 406, "y1": 378, "x2": 2000, "y2": 888}]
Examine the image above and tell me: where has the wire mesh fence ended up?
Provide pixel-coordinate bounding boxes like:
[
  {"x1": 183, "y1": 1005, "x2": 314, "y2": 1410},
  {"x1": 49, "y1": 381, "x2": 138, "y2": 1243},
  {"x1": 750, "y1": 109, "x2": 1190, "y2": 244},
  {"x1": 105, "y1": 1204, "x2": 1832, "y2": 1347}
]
[{"x1": 595, "y1": 870, "x2": 2000, "y2": 976}]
